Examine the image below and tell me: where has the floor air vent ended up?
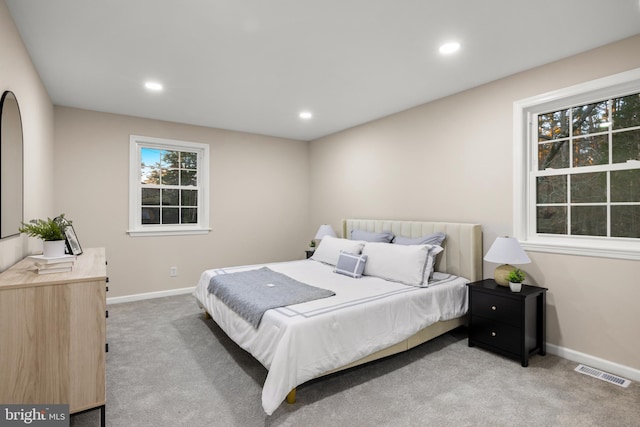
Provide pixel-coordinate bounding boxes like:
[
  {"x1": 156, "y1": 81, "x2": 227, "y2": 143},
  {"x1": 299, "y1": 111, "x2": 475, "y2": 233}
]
[{"x1": 575, "y1": 364, "x2": 631, "y2": 388}]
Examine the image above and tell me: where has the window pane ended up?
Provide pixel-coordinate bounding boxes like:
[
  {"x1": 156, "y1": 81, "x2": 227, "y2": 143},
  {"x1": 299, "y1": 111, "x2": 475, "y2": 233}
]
[
  {"x1": 572, "y1": 101, "x2": 609, "y2": 136},
  {"x1": 537, "y1": 206, "x2": 567, "y2": 234},
  {"x1": 141, "y1": 166, "x2": 161, "y2": 185},
  {"x1": 537, "y1": 175, "x2": 567, "y2": 204},
  {"x1": 162, "y1": 208, "x2": 179, "y2": 224},
  {"x1": 182, "y1": 189, "x2": 198, "y2": 206},
  {"x1": 141, "y1": 147, "x2": 162, "y2": 185},
  {"x1": 612, "y1": 129, "x2": 640, "y2": 163},
  {"x1": 181, "y1": 208, "x2": 198, "y2": 224},
  {"x1": 163, "y1": 169, "x2": 179, "y2": 185},
  {"x1": 141, "y1": 147, "x2": 161, "y2": 166},
  {"x1": 538, "y1": 109, "x2": 569, "y2": 141},
  {"x1": 611, "y1": 205, "x2": 640, "y2": 238},
  {"x1": 141, "y1": 188, "x2": 160, "y2": 205},
  {"x1": 538, "y1": 141, "x2": 569, "y2": 170},
  {"x1": 162, "y1": 189, "x2": 179, "y2": 206},
  {"x1": 181, "y1": 152, "x2": 197, "y2": 169},
  {"x1": 141, "y1": 207, "x2": 160, "y2": 224},
  {"x1": 573, "y1": 135, "x2": 608, "y2": 167},
  {"x1": 611, "y1": 169, "x2": 640, "y2": 202},
  {"x1": 612, "y1": 93, "x2": 640, "y2": 130},
  {"x1": 571, "y1": 206, "x2": 607, "y2": 236},
  {"x1": 180, "y1": 170, "x2": 197, "y2": 186},
  {"x1": 571, "y1": 172, "x2": 606, "y2": 203},
  {"x1": 161, "y1": 150, "x2": 180, "y2": 169}
]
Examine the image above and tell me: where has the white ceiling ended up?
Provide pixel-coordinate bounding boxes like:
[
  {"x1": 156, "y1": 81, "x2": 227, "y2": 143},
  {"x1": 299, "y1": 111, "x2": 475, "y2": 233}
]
[{"x1": 6, "y1": 0, "x2": 640, "y2": 141}]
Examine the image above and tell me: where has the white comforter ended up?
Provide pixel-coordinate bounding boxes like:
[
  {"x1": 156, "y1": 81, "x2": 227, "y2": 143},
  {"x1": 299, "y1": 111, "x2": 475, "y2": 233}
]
[{"x1": 193, "y1": 259, "x2": 468, "y2": 415}]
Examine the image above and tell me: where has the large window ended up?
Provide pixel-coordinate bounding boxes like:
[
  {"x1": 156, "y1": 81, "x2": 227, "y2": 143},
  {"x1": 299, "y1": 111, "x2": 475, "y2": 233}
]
[
  {"x1": 129, "y1": 135, "x2": 209, "y2": 236},
  {"x1": 514, "y1": 69, "x2": 640, "y2": 259}
]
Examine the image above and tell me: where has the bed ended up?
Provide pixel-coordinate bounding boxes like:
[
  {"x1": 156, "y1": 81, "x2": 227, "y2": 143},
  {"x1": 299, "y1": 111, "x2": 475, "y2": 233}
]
[{"x1": 193, "y1": 219, "x2": 482, "y2": 415}]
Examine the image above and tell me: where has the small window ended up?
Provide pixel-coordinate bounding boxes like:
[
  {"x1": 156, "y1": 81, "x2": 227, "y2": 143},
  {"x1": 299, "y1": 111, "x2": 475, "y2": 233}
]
[
  {"x1": 128, "y1": 135, "x2": 209, "y2": 236},
  {"x1": 514, "y1": 69, "x2": 640, "y2": 260}
]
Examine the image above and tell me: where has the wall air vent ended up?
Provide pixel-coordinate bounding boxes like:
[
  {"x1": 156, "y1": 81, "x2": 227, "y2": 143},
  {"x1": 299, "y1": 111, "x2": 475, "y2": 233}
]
[{"x1": 575, "y1": 364, "x2": 631, "y2": 388}]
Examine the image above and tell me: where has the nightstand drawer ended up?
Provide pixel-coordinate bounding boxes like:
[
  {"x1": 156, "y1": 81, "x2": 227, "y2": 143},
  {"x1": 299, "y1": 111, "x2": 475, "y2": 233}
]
[
  {"x1": 470, "y1": 316, "x2": 520, "y2": 354},
  {"x1": 471, "y1": 291, "x2": 520, "y2": 327}
]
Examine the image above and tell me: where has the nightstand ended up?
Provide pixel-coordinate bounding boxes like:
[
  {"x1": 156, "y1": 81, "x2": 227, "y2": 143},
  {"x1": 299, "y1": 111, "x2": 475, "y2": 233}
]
[
  {"x1": 467, "y1": 279, "x2": 547, "y2": 367},
  {"x1": 305, "y1": 250, "x2": 315, "y2": 259}
]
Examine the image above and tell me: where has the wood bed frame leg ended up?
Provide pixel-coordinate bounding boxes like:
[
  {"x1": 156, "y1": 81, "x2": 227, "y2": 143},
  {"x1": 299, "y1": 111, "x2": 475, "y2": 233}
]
[
  {"x1": 286, "y1": 388, "x2": 296, "y2": 404},
  {"x1": 204, "y1": 310, "x2": 211, "y2": 320}
]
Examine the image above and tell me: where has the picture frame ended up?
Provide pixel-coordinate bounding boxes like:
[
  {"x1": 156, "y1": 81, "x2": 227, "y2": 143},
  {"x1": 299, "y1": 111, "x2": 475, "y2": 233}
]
[
  {"x1": 64, "y1": 224, "x2": 83, "y2": 255},
  {"x1": 54, "y1": 215, "x2": 83, "y2": 256}
]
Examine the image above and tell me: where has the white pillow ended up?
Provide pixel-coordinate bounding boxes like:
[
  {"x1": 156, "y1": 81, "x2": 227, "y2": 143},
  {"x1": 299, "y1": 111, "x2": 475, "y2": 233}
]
[
  {"x1": 362, "y1": 242, "x2": 443, "y2": 286},
  {"x1": 424, "y1": 245, "x2": 444, "y2": 283},
  {"x1": 311, "y1": 236, "x2": 365, "y2": 266}
]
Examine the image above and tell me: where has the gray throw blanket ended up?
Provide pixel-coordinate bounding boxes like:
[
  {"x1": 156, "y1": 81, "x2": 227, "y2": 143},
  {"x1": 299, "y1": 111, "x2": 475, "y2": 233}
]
[{"x1": 208, "y1": 267, "x2": 335, "y2": 328}]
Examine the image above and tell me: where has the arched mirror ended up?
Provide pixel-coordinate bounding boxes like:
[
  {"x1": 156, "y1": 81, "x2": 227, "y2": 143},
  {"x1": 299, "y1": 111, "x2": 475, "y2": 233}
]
[{"x1": 0, "y1": 91, "x2": 24, "y2": 239}]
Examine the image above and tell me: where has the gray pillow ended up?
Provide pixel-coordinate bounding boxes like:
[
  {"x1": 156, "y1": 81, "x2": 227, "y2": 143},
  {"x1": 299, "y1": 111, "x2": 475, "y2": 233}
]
[
  {"x1": 334, "y1": 251, "x2": 368, "y2": 278},
  {"x1": 350, "y1": 228, "x2": 394, "y2": 243},
  {"x1": 394, "y1": 232, "x2": 446, "y2": 246}
]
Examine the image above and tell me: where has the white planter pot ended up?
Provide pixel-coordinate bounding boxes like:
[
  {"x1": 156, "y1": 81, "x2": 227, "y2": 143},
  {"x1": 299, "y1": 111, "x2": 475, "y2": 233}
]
[
  {"x1": 43, "y1": 240, "x2": 66, "y2": 258},
  {"x1": 509, "y1": 281, "x2": 522, "y2": 292}
]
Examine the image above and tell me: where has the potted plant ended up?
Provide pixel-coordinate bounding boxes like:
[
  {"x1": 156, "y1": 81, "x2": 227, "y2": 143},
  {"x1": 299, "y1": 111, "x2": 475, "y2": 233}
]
[
  {"x1": 19, "y1": 214, "x2": 69, "y2": 258},
  {"x1": 507, "y1": 268, "x2": 525, "y2": 292},
  {"x1": 309, "y1": 239, "x2": 316, "y2": 250}
]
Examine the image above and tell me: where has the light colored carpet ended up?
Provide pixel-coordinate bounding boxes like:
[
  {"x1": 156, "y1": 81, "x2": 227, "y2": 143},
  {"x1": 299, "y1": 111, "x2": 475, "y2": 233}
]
[{"x1": 71, "y1": 294, "x2": 640, "y2": 426}]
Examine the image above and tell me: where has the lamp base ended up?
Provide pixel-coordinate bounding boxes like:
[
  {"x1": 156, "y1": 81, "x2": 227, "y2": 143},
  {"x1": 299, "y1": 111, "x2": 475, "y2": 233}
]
[{"x1": 494, "y1": 264, "x2": 514, "y2": 286}]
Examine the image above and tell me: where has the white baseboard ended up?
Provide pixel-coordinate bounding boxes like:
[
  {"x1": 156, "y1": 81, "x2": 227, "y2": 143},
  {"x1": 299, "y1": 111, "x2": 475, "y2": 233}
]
[
  {"x1": 107, "y1": 286, "x2": 195, "y2": 305},
  {"x1": 547, "y1": 343, "x2": 639, "y2": 383}
]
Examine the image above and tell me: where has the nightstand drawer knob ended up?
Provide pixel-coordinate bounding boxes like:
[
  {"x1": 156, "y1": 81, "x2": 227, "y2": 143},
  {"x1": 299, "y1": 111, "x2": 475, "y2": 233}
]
[
  {"x1": 491, "y1": 331, "x2": 496, "y2": 337},
  {"x1": 491, "y1": 305, "x2": 497, "y2": 311}
]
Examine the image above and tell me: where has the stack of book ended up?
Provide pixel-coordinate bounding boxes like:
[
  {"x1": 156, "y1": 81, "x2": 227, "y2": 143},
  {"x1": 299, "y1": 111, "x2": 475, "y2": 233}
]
[{"x1": 28, "y1": 254, "x2": 77, "y2": 274}]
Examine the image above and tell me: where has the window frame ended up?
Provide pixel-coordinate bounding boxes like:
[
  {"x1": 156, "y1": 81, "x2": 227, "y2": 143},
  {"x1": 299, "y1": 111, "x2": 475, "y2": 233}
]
[
  {"x1": 128, "y1": 135, "x2": 210, "y2": 237},
  {"x1": 513, "y1": 68, "x2": 640, "y2": 260}
]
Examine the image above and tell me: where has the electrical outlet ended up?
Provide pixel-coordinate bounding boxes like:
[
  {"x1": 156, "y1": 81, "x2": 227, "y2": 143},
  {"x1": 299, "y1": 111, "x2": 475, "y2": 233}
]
[{"x1": 170, "y1": 266, "x2": 177, "y2": 277}]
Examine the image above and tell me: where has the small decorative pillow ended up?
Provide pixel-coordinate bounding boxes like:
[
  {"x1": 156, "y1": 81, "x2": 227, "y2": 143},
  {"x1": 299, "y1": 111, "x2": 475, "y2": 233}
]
[
  {"x1": 394, "y1": 232, "x2": 446, "y2": 246},
  {"x1": 311, "y1": 236, "x2": 365, "y2": 266},
  {"x1": 334, "y1": 251, "x2": 368, "y2": 278},
  {"x1": 350, "y1": 228, "x2": 395, "y2": 243}
]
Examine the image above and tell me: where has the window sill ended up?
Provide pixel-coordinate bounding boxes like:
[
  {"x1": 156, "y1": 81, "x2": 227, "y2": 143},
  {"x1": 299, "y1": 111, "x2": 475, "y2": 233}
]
[
  {"x1": 127, "y1": 228, "x2": 211, "y2": 237},
  {"x1": 521, "y1": 239, "x2": 640, "y2": 261}
]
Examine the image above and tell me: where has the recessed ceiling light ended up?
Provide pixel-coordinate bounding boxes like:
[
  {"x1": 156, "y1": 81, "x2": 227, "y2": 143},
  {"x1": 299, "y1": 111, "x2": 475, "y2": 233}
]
[
  {"x1": 299, "y1": 111, "x2": 313, "y2": 120},
  {"x1": 439, "y1": 42, "x2": 460, "y2": 55},
  {"x1": 144, "y1": 81, "x2": 163, "y2": 91}
]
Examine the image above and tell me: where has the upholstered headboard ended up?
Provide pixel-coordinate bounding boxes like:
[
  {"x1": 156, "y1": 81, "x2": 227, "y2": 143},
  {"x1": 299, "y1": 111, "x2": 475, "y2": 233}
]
[{"x1": 342, "y1": 219, "x2": 482, "y2": 282}]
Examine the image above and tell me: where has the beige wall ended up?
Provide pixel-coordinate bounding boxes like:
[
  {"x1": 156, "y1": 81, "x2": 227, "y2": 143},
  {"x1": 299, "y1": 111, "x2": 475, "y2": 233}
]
[
  {"x1": 54, "y1": 107, "x2": 309, "y2": 298},
  {"x1": 310, "y1": 35, "x2": 640, "y2": 370},
  {"x1": 0, "y1": 0, "x2": 55, "y2": 269}
]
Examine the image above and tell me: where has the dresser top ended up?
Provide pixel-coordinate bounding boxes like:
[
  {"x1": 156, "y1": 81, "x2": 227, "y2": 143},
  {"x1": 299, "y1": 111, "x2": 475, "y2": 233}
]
[{"x1": 0, "y1": 247, "x2": 106, "y2": 290}]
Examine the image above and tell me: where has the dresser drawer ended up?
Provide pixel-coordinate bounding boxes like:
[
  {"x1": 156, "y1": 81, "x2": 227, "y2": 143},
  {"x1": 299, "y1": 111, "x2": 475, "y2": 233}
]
[
  {"x1": 470, "y1": 315, "x2": 521, "y2": 354},
  {"x1": 471, "y1": 291, "x2": 520, "y2": 327}
]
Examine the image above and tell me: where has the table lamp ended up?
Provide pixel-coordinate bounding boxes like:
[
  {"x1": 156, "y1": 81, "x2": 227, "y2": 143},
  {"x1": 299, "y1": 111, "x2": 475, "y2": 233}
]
[
  {"x1": 484, "y1": 236, "x2": 531, "y2": 286},
  {"x1": 313, "y1": 224, "x2": 336, "y2": 245}
]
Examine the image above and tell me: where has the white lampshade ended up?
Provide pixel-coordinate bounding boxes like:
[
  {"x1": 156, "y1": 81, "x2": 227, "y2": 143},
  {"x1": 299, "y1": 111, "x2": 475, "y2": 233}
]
[
  {"x1": 484, "y1": 237, "x2": 531, "y2": 286},
  {"x1": 484, "y1": 237, "x2": 531, "y2": 265},
  {"x1": 314, "y1": 224, "x2": 336, "y2": 240}
]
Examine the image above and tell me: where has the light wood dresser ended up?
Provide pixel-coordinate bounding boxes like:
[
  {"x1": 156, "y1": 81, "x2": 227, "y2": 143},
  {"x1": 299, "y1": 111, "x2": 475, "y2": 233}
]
[{"x1": 0, "y1": 247, "x2": 107, "y2": 425}]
